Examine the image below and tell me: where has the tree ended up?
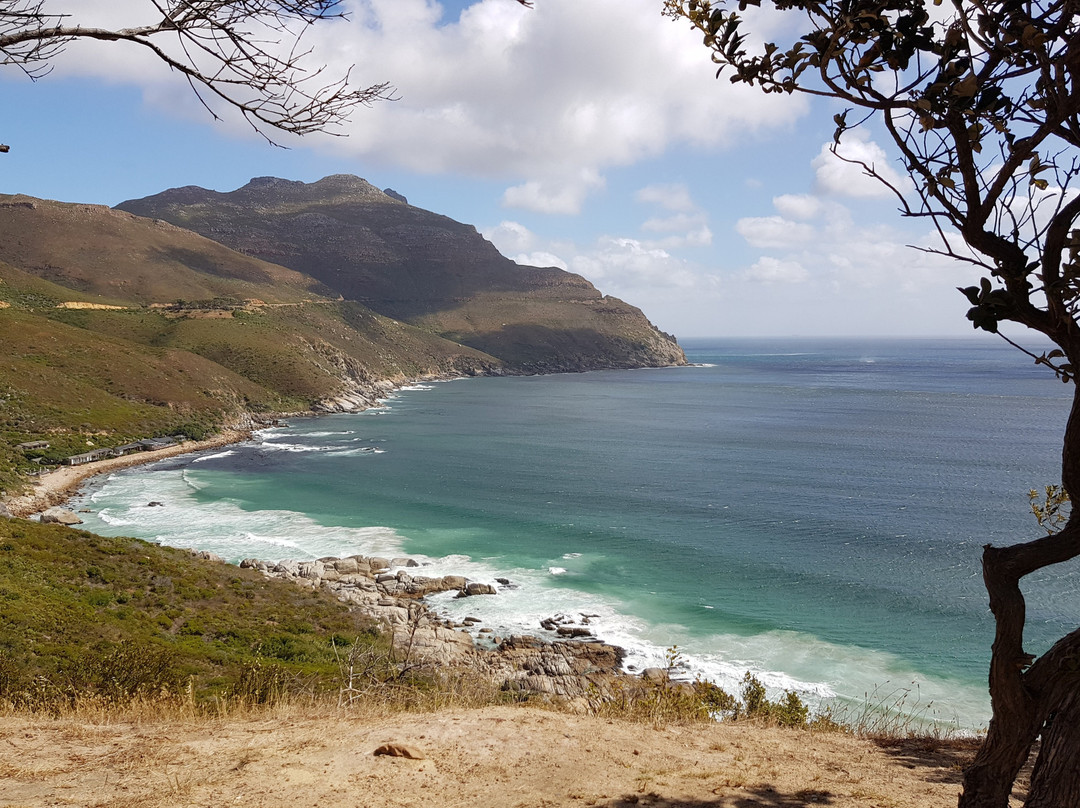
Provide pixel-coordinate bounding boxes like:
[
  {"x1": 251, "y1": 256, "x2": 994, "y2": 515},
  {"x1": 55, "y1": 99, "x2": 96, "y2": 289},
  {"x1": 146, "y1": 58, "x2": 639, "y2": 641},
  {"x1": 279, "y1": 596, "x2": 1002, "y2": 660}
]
[
  {"x1": 0, "y1": 0, "x2": 397, "y2": 147},
  {"x1": 662, "y1": 0, "x2": 1080, "y2": 804}
]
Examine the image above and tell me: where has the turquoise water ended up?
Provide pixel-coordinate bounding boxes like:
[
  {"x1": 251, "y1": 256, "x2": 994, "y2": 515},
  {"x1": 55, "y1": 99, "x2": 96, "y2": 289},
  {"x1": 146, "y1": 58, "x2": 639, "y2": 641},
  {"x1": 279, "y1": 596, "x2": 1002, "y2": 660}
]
[{"x1": 73, "y1": 337, "x2": 1078, "y2": 728}]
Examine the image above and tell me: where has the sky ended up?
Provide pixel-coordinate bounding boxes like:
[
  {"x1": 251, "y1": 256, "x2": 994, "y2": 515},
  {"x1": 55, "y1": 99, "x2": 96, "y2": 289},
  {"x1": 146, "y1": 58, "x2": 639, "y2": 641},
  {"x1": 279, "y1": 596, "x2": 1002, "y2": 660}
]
[{"x1": 0, "y1": 0, "x2": 994, "y2": 338}]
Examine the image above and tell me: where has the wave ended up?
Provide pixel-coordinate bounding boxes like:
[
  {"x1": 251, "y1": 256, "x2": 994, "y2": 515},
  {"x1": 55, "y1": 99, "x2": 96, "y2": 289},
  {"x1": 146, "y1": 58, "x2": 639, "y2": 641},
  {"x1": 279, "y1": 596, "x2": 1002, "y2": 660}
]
[
  {"x1": 326, "y1": 447, "x2": 385, "y2": 457},
  {"x1": 75, "y1": 470, "x2": 407, "y2": 562},
  {"x1": 191, "y1": 450, "x2": 237, "y2": 463},
  {"x1": 257, "y1": 442, "x2": 336, "y2": 454}
]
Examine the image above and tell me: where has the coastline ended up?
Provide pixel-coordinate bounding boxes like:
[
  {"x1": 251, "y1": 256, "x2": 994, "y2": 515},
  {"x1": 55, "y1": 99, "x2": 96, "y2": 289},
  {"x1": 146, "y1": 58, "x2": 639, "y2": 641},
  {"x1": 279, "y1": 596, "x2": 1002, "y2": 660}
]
[
  {"x1": 2, "y1": 428, "x2": 255, "y2": 519},
  {"x1": 0, "y1": 402, "x2": 645, "y2": 701},
  {"x1": 0, "y1": 419, "x2": 644, "y2": 701}
]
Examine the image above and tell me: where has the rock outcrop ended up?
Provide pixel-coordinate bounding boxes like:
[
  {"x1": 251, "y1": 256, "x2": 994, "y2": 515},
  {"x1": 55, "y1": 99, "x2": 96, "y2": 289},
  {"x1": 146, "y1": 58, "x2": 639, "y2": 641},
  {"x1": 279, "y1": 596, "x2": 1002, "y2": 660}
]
[
  {"x1": 39, "y1": 507, "x2": 82, "y2": 525},
  {"x1": 238, "y1": 552, "x2": 632, "y2": 699}
]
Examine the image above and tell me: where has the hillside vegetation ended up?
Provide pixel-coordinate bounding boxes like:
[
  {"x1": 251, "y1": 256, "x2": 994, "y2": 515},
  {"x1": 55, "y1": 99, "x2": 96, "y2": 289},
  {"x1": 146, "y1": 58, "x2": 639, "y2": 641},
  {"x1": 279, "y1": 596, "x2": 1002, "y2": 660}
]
[{"x1": 0, "y1": 516, "x2": 404, "y2": 708}]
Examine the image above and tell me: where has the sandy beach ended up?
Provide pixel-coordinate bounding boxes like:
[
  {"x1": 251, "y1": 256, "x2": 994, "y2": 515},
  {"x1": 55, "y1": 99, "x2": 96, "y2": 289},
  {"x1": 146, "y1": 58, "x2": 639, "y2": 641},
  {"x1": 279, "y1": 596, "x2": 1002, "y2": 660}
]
[{"x1": 2, "y1": 429, "x2": 253, "y2": 519}]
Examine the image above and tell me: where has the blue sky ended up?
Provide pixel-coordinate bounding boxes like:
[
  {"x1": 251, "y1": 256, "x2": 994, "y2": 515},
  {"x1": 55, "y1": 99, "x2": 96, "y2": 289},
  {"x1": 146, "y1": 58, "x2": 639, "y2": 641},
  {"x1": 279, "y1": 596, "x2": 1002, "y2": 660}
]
[{"x1": 0, "y1": 0, "x2": 988, "y2": 338}]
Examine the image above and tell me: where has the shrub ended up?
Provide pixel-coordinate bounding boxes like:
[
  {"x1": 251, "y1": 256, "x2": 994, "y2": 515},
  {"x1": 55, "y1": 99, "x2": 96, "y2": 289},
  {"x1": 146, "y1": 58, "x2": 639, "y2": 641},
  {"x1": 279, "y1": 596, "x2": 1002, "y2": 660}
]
[
  {"x1": 72, "y1": 642, "x2": 184, "y2": 703},
  {"x1": 739, "y1": 672, "x2": 810, "y2": 728}
]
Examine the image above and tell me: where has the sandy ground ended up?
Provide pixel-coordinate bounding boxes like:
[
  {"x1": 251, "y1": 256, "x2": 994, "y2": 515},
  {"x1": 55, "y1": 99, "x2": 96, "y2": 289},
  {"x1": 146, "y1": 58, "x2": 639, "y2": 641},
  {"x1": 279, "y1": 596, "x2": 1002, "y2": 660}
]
[
  {"x1": 0, "y1": 705, "x2": 978, "y2": 808},
  {"x1": 3, "y1": 431, "x2": 252, "y2": 518}
]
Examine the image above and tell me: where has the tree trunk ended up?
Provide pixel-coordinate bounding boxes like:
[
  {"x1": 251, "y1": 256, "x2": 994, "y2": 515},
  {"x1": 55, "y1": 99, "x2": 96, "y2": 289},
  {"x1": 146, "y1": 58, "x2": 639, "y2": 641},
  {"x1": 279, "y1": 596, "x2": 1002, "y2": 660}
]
[
  {"x1": 1027, "y1": 686, "x2": 1080, "y2": 807},
  {"x1": 957, "y1": 542, "x2": 1042, "y2": 808},
  {"x1": 959, "y1": 382, "x2": 1080, "y2": 807}
]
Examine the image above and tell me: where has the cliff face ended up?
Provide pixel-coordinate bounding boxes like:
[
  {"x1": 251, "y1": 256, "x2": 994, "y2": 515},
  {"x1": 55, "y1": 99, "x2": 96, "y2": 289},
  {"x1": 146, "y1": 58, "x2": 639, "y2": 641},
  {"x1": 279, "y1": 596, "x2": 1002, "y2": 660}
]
[{"x1": 118, "y1": 175, "x2": 687, "y2": 372}]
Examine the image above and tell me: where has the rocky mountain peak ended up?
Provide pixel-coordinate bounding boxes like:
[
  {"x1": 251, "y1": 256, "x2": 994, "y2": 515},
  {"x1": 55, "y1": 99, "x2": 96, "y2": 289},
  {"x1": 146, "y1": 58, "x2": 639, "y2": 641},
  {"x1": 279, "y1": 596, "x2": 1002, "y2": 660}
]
[{"x1": 116, "y1": 177, "x2": 687, "y2": 372}]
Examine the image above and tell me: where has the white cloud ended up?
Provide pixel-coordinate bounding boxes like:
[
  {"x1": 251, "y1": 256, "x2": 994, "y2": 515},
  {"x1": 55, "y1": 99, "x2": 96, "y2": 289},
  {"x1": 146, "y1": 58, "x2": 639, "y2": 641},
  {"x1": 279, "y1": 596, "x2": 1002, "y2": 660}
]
[
  {"x1": 513, "y1": 251, "x2": 568, "y2": 269},
  {"x1": 641, "y1": 215, "x2": 712, "y2": 248},
  {"x1": 745, "y1": 256, "x2": 810, "y2": 284},
  {"x1": 48, "y1": 0, "x2": 808, "y2": 186},
  {"x1": 485, "y1": 220, "x2": 537, "y2": 254},
  {"x1": 735, "y1": 215, "x2": 816, "y2": 249},
  {"x1": 732, "y1": 191, "x2": 973, "y2": 316},
  {"x1": 812, "y1": 132, "x2": 910, "y2": 199},
  {"x1": 772, "y1": 194, "x2": 823, "y2": 221},
  {"x1": 502, "y1": 170, "x2": 605, "y2": 215},
  {"x1": 635, "y1": 184, "x2": 697, "y2": 212},
  {"x1": 483, "y1": 221, "x2": 569, "y2": 268},
  {"x1": 570, "y1": 237, "x2": 705, "y2": 290},
  {"x1": 635, "y1": 182, "x2": 713, "y2": 248}
]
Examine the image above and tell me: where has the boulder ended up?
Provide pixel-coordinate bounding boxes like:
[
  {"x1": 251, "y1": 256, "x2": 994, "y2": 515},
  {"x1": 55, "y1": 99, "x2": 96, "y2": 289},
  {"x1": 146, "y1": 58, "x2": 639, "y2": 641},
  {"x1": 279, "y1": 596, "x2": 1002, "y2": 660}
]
[
  {"x1": 332, "y1": 557, "x2": 361, "y2": 575},
  {"x1": 456, "y1": 582, "x2": 497, "y2": 597},
  {"x1": 185, "y1": 549, "x2": 224, "y2": 563},
  {"x1": 273, "y1": 559, "x2": 301, "y2": 576},
  {"x1": 641, "y1": 667, "x2": 670, "y2": 684},
  {"x1": 556, "y1": 626, "x2": 594, "y2": 638},
  {"x1": 40, "y1": 507, "x2": 82, "y2": 525}
]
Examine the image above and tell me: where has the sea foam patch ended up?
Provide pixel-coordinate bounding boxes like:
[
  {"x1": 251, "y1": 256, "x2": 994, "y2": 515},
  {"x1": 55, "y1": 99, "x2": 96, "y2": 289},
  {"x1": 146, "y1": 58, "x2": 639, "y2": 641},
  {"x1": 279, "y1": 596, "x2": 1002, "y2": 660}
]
[{"x1": 79, "y1": 466, "x2": 407, "y2": 563}]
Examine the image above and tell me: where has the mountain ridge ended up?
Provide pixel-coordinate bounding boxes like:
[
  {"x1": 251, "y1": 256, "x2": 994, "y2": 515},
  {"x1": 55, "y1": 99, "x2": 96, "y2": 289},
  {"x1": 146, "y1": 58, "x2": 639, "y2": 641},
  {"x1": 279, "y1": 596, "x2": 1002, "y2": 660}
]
[{"x1": 117, "y1": 174, "x2": 686, "y2": 372}]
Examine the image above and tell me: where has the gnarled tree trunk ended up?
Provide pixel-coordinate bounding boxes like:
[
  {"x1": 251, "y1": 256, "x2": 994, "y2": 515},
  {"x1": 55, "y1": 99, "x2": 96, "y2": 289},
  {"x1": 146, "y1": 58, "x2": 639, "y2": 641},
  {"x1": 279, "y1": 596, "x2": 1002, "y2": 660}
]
[{"x1": 959, "y1": 383, "x2": 1080, "y2": 807}]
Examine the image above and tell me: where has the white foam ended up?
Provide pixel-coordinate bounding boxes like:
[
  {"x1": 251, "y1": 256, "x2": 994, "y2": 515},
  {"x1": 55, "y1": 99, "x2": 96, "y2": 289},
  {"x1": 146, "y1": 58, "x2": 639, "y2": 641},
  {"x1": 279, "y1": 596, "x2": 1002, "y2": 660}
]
[
  {"x1": 548, "y1": 566, "x2": 567, "y2": 575},
  {"x1": 191, "y1": 450, "x2": 237, "y2": 463},
  {"x1": 76, "y1": 468, "x2": 406, "y2": 563},
  {"x1": 326, "y1": 447, "x2": 385, "y2": 457},
  {"x1": 258, "y1": 442, "x2": 335, "y2": 453}
]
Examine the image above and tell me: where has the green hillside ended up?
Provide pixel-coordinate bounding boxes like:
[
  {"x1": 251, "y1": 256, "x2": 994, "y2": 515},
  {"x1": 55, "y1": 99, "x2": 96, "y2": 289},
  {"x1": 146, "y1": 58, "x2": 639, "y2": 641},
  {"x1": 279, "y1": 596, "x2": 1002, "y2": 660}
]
[{"x1": 0, "y1": 516, "x2": 388, "y2": 706}]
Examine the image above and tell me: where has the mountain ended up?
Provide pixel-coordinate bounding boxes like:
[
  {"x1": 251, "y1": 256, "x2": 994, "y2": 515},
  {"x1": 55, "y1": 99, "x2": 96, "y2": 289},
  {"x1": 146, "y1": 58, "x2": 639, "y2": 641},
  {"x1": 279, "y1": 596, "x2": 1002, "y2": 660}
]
[
  {"x1": 116, "y1": 175, "x2": 687, "y2": 372},
  {"x1": 0, "y1": 181, "x2": 684, "y2": 491},
  {"x1": 0, "y1": 194, "x2": 498, "y2": 490}
]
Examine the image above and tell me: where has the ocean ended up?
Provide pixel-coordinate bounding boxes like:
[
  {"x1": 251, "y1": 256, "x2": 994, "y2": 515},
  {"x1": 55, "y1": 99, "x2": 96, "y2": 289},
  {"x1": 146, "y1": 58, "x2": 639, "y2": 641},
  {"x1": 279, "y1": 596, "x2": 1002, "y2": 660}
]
[{"x1": 70, "y1": 337, "x2": 1079, "y2": 729}]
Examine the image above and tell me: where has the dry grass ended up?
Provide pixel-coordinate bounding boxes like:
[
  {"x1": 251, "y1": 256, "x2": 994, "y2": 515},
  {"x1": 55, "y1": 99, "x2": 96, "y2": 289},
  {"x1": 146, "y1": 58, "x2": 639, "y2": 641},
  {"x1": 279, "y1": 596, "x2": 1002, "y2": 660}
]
[{"x1": 0, "y1": 702, "x2": 973, "y2": 808}]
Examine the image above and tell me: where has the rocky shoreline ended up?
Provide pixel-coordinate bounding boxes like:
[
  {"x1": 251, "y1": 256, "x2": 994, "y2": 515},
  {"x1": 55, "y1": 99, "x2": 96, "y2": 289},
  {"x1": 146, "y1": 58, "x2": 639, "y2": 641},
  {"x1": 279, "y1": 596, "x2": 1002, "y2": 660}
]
[
  {"x1": 21, "y1": 494, "x2": 647, "y2": 702},
  {"x1": 235, "y1": 551, "x2": 640, "y2": 703}
]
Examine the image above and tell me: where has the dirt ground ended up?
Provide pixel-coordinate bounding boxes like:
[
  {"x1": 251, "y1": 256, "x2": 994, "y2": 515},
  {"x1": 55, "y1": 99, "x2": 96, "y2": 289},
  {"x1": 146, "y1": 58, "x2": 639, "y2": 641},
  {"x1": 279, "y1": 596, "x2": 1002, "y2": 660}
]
[{"x1": 0, "y1": 704, "x2": 980, "y2": 808}]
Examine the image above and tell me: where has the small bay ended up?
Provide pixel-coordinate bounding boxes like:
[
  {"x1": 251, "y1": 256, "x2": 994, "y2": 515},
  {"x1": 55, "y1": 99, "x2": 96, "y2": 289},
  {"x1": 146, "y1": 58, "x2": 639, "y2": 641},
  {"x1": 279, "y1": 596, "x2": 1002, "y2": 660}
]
[{"x1": 74, "y1": 337, "x2": 1077, "y2": 729}]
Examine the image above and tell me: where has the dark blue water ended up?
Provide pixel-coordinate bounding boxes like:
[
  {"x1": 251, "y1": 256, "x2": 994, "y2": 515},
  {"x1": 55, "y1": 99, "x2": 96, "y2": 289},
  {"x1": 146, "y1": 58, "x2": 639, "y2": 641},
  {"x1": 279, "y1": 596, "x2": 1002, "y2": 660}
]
[{"x1": 77, "y1": 337, "x2": 1077, "y2": 727}]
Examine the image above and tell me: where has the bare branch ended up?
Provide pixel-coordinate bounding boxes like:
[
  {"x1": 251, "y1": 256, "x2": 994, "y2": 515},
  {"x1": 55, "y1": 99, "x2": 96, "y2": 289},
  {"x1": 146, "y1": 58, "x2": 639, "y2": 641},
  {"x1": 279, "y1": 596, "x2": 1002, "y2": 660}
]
[{"x1": 0, "y1": 0, "x2": 398, "y2": 144}]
